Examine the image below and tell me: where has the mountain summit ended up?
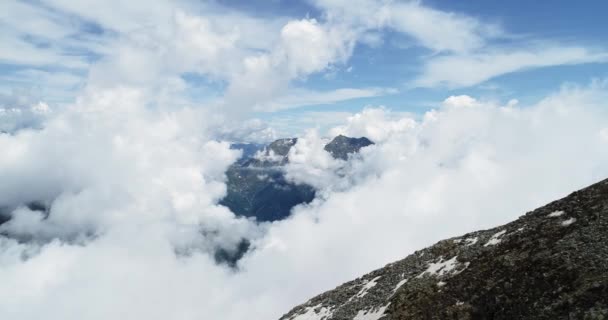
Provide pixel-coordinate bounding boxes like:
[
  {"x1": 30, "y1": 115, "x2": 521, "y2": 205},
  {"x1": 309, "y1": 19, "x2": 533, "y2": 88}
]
[
  {"x1": 324, "y1": 135, "x2": 374, "y2": 160},
  {"x1": 280, "y1": 178, "x2": 608, "y2": 319}
]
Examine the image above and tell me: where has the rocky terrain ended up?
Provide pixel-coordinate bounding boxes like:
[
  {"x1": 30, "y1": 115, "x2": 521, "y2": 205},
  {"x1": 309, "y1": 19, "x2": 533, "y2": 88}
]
[
  {"x1": 280, "y1": 178, "x2": 608, "y2": 319},
  {"x1": 222, "y1": 135, "x2": 374, "y2": 222}
]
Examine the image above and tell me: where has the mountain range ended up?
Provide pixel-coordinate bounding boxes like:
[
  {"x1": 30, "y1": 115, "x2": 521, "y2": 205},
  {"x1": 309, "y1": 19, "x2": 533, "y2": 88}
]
[{"x1": 222, "y1": 135, "x2": 373, "y2": 222}]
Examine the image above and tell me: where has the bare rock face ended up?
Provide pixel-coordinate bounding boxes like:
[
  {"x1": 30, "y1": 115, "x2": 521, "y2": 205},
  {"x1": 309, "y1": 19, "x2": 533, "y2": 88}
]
[
  {"x1": 323, "y1": 135, "x2": 374, "y2": 160},
  {"x1": 280, "y1": 178, "x2": 608, "y2": 320},
  {"x1": 268, "y1": 138, "x2": 299, "y2": 158}
]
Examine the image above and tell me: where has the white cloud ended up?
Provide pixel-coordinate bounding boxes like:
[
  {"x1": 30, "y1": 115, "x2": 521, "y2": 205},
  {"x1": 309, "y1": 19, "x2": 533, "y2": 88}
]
[
  {"x1": 442, "y1": 95, "x2": 480, "y2": 108},
  {"x1": 217, "y1": 118, "x2": 278, "y2": 143},
  {"x1": 416, "y1": 46, "x2": 608, "y2": 88},
  {"x1": 2, "y1": 83, "x2": 607, "y2": 320},
  {"x1": 0, "y1": 1, "x2": 93, "y2": 69},
  {"x1": 41, "y1": 0, "x2": 177, "y2": 33},
  {"x1": 2, "y1": 0, "x2": 507, "y2": 113},
  {"x1": 222, "y1": 18, "x2": 359, "y2": 114},
  {"x1": 383, "y1": 1, "x2": 501, "y2": 53},
  {"x1": 310, "y1": 0, "x2": 608, "y2": 89},
  {"x1": 329, "y1": 107, "x2": 416, "y2": 142},
  {"x1": 0, "y1": 87, "x2": 258, "y2": 243},
  {"x1": 0, "y1": 1, "x2": 73, "y2": 40},
  {"x1": 19, "y1": 5, "x2": 362, "y2": 114},
  {"x1": 280, "y1": 19, "x2": 351, "y2": 76},
  {"x1": 310, "y1": 0, "x2": 502, "y2": 53},
  {"x1": 0, "y1": 33, "x2": 89, "y2": 69}
]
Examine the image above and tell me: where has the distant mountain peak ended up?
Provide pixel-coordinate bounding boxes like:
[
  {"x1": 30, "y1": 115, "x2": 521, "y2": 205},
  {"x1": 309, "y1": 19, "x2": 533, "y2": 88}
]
[
  {"x1": 267, "y1": 138, "x2": 298, "y2": 157},
  {"x1": 324, "y1": 135, "x2": 374, "y2": 160}
]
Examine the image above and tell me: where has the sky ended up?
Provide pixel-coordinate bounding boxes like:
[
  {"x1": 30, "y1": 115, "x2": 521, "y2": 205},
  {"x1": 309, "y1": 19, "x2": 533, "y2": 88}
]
[
  {"x1": 1, "y1": 1, "x2": 608, "y2": 320},
  {"x1": 2, "y1": 0, "x2": 608, "y2": 136}
]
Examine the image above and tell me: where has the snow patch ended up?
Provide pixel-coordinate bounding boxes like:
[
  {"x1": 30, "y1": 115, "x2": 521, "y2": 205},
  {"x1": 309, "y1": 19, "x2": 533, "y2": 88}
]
[
  {"x1": 289, "y1": 304, "x2": 333, "y2": 320},
  {"x1": 417, "y1": 256, "x2": 458, "y2": 278},
  {"x1": 353, "y1": 304, "x2": 389, "y2": 320},
  {"x1": 393, "y1": 278, "x2": 408, "y2": 293},
  {"x1": 464, "y1": 237, "x2": 478, "y2": 246},
  {"x1": 484, "y1": 230, "x2": 506, "y2": 246},
  {"x1": 561, "y1": 217, "x2": 576, "y2": 226},
  {"x1": 355, "y1": 276, "x2": 381, "y2": 298},
  {"x1": 547, "y1": 210, "x2": 565, "y2": 218}
]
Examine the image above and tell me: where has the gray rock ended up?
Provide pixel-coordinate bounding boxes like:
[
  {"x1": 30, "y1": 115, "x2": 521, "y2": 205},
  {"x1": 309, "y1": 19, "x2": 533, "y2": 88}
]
[
  {"x1": 324, "y1": 135, "x2": 374, "y2": 160},
  {"x1": 268, "y1": 138, "x2": 298, "y2": 157}
]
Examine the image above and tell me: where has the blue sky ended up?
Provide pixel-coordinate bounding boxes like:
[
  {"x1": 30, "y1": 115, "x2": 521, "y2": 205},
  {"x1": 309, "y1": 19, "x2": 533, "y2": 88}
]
[{"x1": 1, "y1": 0, "x2": 608, "y2": 137}]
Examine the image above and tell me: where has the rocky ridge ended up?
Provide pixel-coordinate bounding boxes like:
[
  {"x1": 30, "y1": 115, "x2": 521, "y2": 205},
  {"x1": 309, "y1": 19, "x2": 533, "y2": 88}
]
[{"x1": 280, "y1": 178, "x2": 608, "y2": 319}]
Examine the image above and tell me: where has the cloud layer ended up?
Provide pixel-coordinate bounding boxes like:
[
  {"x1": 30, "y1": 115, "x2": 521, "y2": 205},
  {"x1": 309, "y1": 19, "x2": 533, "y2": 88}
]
[{"x1": 2, "y1": 82, "x2": 608, "y2": 319}]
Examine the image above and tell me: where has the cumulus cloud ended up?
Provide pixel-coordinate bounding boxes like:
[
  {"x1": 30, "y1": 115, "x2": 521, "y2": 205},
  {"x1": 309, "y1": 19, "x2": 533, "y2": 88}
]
[
  {"x1": 222, "y1": 18, "x2": 359, "y2": 114},
  {"x1": 442, "y1": 95, "x2": 480, "y2": 108},
  {"x1": 329, "y1": 107, "x2": 416, "y2": 142},
  {"x1": 279, "y1": 19, "x2": 352, "y2": 77},
  {"x1": 283, "y1": 130, "x2": 343, "y2": 191},
  {"x1": 0, "y1": 87, "x2": 259, "y2": 248},
  {"x1": 2, "y1": 82, "x2": 608, "y2": 319}
]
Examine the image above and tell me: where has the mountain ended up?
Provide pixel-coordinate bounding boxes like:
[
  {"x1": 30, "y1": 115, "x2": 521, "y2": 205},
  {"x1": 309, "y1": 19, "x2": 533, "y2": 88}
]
[
  {"x1": 324, "y1": 135, "x2": 374, "y2": 160},
  {"x1": 280, "y1": 178, "x2": 608, "y2": 320},
  {"x1": 221, "y1": 138, "x2": 314, "y2": 222},
  {"x1": 222, "y1": 135, "x2": 374, "y2": 222},
  {"x1": 220, "y1": 166, "x2": 316, "y2": 222}
]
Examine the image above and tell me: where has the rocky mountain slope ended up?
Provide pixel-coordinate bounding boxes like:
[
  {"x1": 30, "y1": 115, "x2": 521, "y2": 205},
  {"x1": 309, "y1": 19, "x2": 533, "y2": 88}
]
[
  {"x1": 222, "y1": 135, "x2": 374, "y2": 222},
  {"x1": 280, "y1": 178, "x2": 608, "y2": 319}
]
